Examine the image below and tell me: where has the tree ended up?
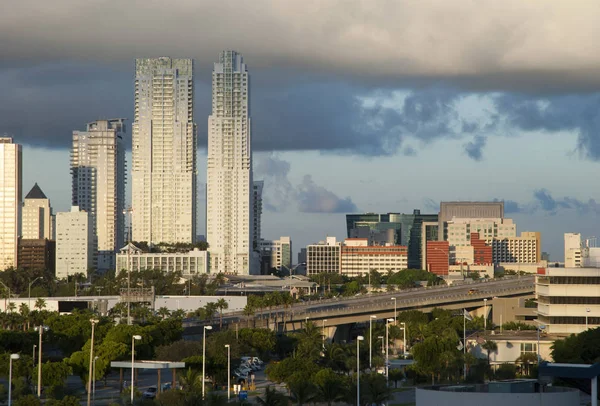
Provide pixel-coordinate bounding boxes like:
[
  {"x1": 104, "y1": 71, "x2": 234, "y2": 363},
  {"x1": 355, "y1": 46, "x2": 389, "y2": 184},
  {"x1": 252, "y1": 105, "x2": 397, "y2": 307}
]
[
  {"x1": 242, "y1": 305, "x2": 254, "y2": 328},
  {"x1": 312, "y1": 368, "x2": 344, "y2": 406},
  {"x1": 388, "y1": 368, "x2": 405, "y2": 388},
  {"x1": 178, "y1": 367, "x2": 202, "y2": 392},
  {"x1": 32, "y1": 361, "x2": 72, "y2": 388},
  {"x1": 14, "y1": 394, "x2": 41, "y2": 406},
  {"x1": 481, "y1": 340, "x2": 498, "y2": 379},
  {"x1": 516, "y1": 352, "x2": 538, "y2": 377},
  {"x1": 288, "y1": 375, "x2": 316, "y2": 406},
  {"x1": 204, "y1": 302, "x2": 218, "y2": 324},
  {"x1": 361, "y1": 372, "x2": 392, "y2": 405},
  {"x1": 295, "y1": 322, "x2": 323, "y2": 360},
  {"x1": 7, "y1": 302, "x2": 16, "y2": 313},
  {"x1": 34, "y1": 298, "x2": 46, "y2": 311},
  {"x1": 18, "y1": 303, "x2": 30, "y2": 330},
  {"x1": 157, "y1": 307, "x2": 171, "y2": 320},
  {"x1": 256, "y1": 386, "x2": 287, "y2": 406},
  {"x1": 216, "y1": 298, "x2": 229, "y2": 328},
  {"x1": 495, "y1": 363, "x2": 517, "y2": 380}
]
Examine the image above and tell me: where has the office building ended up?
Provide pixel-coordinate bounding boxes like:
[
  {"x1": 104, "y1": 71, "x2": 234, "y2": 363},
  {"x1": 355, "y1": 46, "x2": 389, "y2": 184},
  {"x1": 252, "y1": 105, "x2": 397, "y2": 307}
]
[
  {"x1": 564, "y1": 232, "x2": 582, "y2": 267},
  {"x1": 18, "y1": 238, "x2": 55, "y2": 272},
  {"x1": 490, "y1": 232, "x2": 541, "y2": 264},
  {"x1": 346, "y1": 210, "x2": 437, "y2": 269},
  {"x1": 72, "y1": 119, "x2": 126, "y2": 271},
  {"x1": 259, "y1": 237, "x2": 292, "y2": 274},
  {"x1": 207, "y1": 51, "x2": 254, "y2": 275},
  {"x1": 56, "y1": 206, "x2": 95, "y2": 278},
  {"x1": 438, "y1": 201, "x2": 504, "y2": 241},
  {"x1": 306, "y1": 237, "x2": 341, "y2": 275},
  {"x1": 22, "y1": 183, "x2": 52, "y2": 240},
  {"x1": 252, "y1": 181, "x2": 263, "y2": 251},
  {"x1": 132, "y1": 57, "x2": 197, "y2": 244},
  {"x1": 0, "y1": 137, "x2": 22, "y2": 270},
  {"x1": 426, "y1": 240, "x2": 449, "y2": 275},
  {"x1": 536, "y1": 267, "x2": 600, "y2": 334},
  {"x1": 340, "y1": 238, "x2": 408, "y2": 277},
  {"x1": 298, "y1": 248, "x2": 307, "y2": 265},
  {"x1": 116, "y1": 243, "x2": 208, "y2": 275}
]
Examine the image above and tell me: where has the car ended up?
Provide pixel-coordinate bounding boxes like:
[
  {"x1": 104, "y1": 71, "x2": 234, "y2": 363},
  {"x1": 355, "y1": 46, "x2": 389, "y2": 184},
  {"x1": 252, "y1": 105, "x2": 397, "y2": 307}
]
[
  {"x1": 143, "y1": 386, "x2": 157, "y2": 399},
  {"x1": 468, "y1": 289, "x2": 478, "y2": 294}
]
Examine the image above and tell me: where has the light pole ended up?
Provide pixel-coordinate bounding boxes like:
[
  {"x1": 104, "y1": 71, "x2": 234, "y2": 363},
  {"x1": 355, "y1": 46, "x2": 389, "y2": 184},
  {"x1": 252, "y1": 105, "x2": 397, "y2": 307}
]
[
  {"x1": 28, "y1": 277, "x2": 43, "y2": 310},
  {"x1": 400, "y1": 321, "x2": 407, "y2": 357},
  {"x1": 202, "y1": 326, "x2": 213, "y2": 399},
  {"x1": 93, "y1": 356, "x2": 99, "y2": 405},
  {"x1": 535, "y1": 321, "x2": 545, "y2": 364},
  {"x1": 356, "y1": 336, "x2": 364, "y2": 406},
  {"x1": 385, "y1": 318, "x2": 394, "y2": 382},
  {"x1": 35, "y1": 325, "x2": 49, "y2": 397},
  {"x1": 378, "y1": 336, "x2": 384, "y2": 356},
  {"x1": 131, "y1": 335, "x2": 142, "y2": 404},
  {"x1": 305, "y1": 316, "x2": 309, "y2": 327},
  {"x1": 32, "y1": 344, "x2": 36, "y2": 369},
  {"x1": 483, "y1": 298, "x2": 488, "y2": 331},
  {"x1": 586, "y1": 308, "x2": 591, "y2": 330},
  {"x1": 391, "y1": 297, "x2": 397, "y2": 324},
  {"x1": 225, "y1": 344, "x2": 231, "y2": 401},
  {"x1": 8, "y1": 353, "x2": 19, "y2": 406},
  {"x1": 322, "y1": 319, "x2": 328, "y2": 349},
  {"x1": 369, "y1": 315, "x2": 376, "y2": 369},
  {"x1": 87, "y1": 319, "x2": 98, "y2": 406}
]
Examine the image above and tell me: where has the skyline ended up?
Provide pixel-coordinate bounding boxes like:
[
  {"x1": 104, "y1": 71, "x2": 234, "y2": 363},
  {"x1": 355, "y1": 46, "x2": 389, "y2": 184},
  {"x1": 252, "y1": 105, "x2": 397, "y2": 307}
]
[{"x1": 4, "y1": 1, "x2": 600, "y2": 260}]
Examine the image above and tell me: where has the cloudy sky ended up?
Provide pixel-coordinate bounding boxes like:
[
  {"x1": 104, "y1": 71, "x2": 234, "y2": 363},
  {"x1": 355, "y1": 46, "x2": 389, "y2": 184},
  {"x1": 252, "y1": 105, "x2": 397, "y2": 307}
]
[{"x1": 4, "y1": 0, "x2": 600, "y2": 261}]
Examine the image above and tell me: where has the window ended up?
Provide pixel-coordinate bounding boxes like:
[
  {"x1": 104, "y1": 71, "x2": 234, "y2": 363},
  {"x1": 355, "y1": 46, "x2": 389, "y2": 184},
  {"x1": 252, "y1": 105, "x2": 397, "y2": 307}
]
[{"x1": 520, "y1": 342, "x2": 537, "y2": 354}]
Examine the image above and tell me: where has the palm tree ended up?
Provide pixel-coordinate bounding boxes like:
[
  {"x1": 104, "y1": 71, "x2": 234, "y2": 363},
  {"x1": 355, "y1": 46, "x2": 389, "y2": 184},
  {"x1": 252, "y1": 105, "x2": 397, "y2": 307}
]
[
  {"x1": 19, "y1": 303, "x2": 30, "y2": 330},
  {"x1": 481, "y1": 340, "x2": 498, "y2": 378},
  {"x1": 215, "y1": 298, "x2": 229, "y2": 328},
  {"x1": 288, "y1": 379, "x2": 316, "y2": 406},
  {"x1": 362, "y1": 372, "x2": 392, "y2": 406},
  {"x1": 296, "y1": 321, "x2": 324, "y2": 360},
  {"x1": 243, "y1": 304, "x2": 254, "y2": 328},
  {"x1": 34, "y1": 298, "x2": 46, "y2": 311},
  {"x1": 313, "y1": 369, "x2": 344, "y2": 406},
  {"x1": 256, "y1": 385, "x2": 287, "y2": 406},
  {"x1": 157, "y1": 307, "x2": 170, "y2": 320},
  {"x1": 7, "y1": 302, "x2": 16, "y2": 313},
  {"x1": 178, "y1": 367, "x2": 202, "y2": 392},
  {"x1": 516, "y1": 352, "x2": 538, "y2": 377}
]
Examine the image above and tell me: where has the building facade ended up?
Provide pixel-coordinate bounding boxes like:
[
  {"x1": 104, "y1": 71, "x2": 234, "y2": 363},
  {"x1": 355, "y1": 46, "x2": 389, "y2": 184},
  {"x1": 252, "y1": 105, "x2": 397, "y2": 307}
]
[
  {"x1": 438, "y1": 201, "x2": 504, "y2": 241},
  {"x1": 306, "y1": 237, "x2": 341, "y2": 275},
  {"x1": 72, "y1": 119, "x2": 126, "y2": 271},
  {"x1": 426, "y1": 240, "x2": 449, "y2": 275},
  {"x1": 116, "y1": 243, "x2": 208, "y2": 275},
  {"x1": 259, "y1": 237, "x2": 292, "y2": 273},
  {"x1": 252, "y1": 181, "x2": 263, "y2": 251},
  {"x1": 536, "y1": 267, "x2": 600, "y2": 334},
  {"x1": 132, "y1": 57, "x2": 197, "y2": 244},
  {"x1": 22, "y1": 183, "x2": 53, "y2": 240},
  {"x1": 56, "y1": 206, "x2": 95, "y2": 278},
  {"x1": 0, "y1": 137, "x2": 22, "y2": 270},
  {"x1": 340, "y1": 238, "x2": 408, "y2": 277},
  {"x1": 564, "y1": 232, "x2": 582, "y2": 267},
  {"x1": 18, "y1": 238, "x2": 55, "y2": 272},
  {"x1": 207, "y1": 51, "x2": 254, "y2": 275},
  {"x1": 489, "y1": 232, "x2": 541, "y2": 264}
]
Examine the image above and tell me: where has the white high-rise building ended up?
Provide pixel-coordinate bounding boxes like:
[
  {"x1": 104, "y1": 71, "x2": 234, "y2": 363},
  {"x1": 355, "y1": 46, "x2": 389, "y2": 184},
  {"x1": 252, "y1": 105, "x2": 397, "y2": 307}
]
[
  {"x1": 72, "y1": 119, "x2": 126, "y2": 271},
  {"x1": 564, "y1": 232, "x2": 582, "y2": 267},
  {"x1": 22, "y1": 183, "x2": 52, "y2": 240},
  {"x1": 0, "y1": 137, "x2": 21, "y2": 270},
  {"x1": 132, "y1": 57, "x2": 197, "y2": 244},
  {"x1": 56, "y1": 206, "x2": 95, "y2": 278},
  {"x1": 207, "y1": 51, "x2": 255, "y2": 274},
  {"x1": 252, "y1": 180, "x2": 263, "y2": 251}
]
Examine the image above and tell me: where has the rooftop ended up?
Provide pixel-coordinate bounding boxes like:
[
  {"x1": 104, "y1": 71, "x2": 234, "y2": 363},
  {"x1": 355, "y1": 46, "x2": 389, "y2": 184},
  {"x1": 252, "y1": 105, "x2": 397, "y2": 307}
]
[{"x1": 25, "y1": 183, "x2": 47, "y2": 199}]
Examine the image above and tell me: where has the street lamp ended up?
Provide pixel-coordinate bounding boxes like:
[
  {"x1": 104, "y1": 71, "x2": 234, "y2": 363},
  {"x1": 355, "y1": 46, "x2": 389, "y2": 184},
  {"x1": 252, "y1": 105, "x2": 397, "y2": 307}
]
[
  {"x1": 356, "y1": 336, "x2": 364, "y2": 406},
  {"x1": 534, "y1": 321, "x2": 545, "y2": 364},
  {"x1": 202, "y1": 326, "x2": 213, "y2": 399},
  {"x1": 400, "y1": 322, "x2": 407, "y2": 357},
  {"x1": 322, "y1": 319, "x2": 328, "y2": 349},
  {"x1": 35, "y1": 325, "x2": 49, "y2": 396},
  {"x1": 93, "y1": 356, "x2": 99, "y2": 405},
  {"x1": 87, "y1": 319, "x2": 99, "y2": 406},
  {"x1": 28, "y1": 277, "x2": 43, "y2": 310},
  {"x1": 385, "y1": 318, "x2": 394, "y2": 382},
  {"x1": 586, "y1": 308, "x2": 591, "y2": 330},
  {"x1": 131, "y1": 335, "x2": 142, "y2": 404},
  {"x1": 391, "y1": 298, "x2": 397, "y2": 324},
  {"x1": 8, "y1": 353, "x2": 19, "y2": 406},
  {"x1": 483, "y1": 298, "x2": 488, "y2": 331},
  {"x1": 369, "y1": 315, "x2": 377, "y2": 369},
  {"x1": 378, "y1": 336, "x2": 384, "y2": 355},
  {"x1": 225, "y1": 344, "x2": 231, "y2": 401},
  {"x1": 32, "y1": 344, "x2": 36, "y2": 369}
]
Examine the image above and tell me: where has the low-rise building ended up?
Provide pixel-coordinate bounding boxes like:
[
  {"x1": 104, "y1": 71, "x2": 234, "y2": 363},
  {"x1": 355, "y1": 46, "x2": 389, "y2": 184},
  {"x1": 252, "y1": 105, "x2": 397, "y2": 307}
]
[
  {"x1": 536, "y1": 267, "x2": 600, "y2": 334},
  {"x1": 340, "y1": 238, "x2": 408, "y2": 277},
  {"x1": 116, "y1": 243, "x2": 208, "y2": 275},
  {"x1": 259, "y1": 237, "x2": 292, "y2": 273},
  {"x1": 306, "y1": 237, "x2": 341, "y2": 275}
]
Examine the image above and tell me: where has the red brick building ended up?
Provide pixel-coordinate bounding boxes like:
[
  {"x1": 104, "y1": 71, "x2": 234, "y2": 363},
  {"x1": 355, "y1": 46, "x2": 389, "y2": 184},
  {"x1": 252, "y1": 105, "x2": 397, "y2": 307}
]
[
  {"x1": 471, "y1": 232, "x2": 493, "y2": 265},
  {"x1": 426, "y1": 241, "x2": 449, "y2": 276}
]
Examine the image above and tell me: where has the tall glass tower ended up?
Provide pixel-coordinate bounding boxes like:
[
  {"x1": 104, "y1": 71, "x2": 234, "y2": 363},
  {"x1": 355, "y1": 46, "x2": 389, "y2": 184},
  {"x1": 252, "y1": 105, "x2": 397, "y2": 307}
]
[
  {"x1": 132, "y1": 58, "x2": 197, "y2": 244},
  {"x1": 207, "y1": 51, "x2": 255, "y2": 275}
]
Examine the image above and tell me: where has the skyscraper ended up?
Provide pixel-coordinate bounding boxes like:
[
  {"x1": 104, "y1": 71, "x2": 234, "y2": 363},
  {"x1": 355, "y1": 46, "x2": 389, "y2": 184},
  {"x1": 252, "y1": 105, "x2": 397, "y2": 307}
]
[
  {"x1": 0, "y1": 137, "x2": 21, "y2": 270},
  {"x1": 132, "y1": 57, "x2": 197, "y2": 244},
  {"x1": 22, "y1": 183, "x2": 52, "y2": 240},
  {"x1": 207, "y1": 51, "x2": 255, "y2": 275},
  {"x1": 56, "y1": 206, "x2": 95, "y2": 278},
  {"x1": 252, "y1": 180, "x2": 263, "y2": 251},
  {"x1": 72, "y1": 119, "x2": 126, "y2": 271}
]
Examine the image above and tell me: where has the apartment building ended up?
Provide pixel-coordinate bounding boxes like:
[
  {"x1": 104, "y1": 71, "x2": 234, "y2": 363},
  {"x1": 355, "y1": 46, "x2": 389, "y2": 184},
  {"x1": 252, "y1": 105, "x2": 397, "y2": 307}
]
[
  {"x1": 22, "y1": 183, "x2": 53, "y2": 240},
  {"x1": 340, "y1": 238, "x2": 408, "y2": 277},
  {"x1": 116, "y1": 244, "x2": 208, "y2": 275},
  {"x1": 489, "y1": 232, "x2": 541, "y2": 264},
  {"x1": 306, "y1": 237, "x2": 341, "y2": 275},
  {"x1": 18, "y1": 238, "x2": 55, "y2": 272},
  {"x1": 56, "y1": 206, "x2": 95, "y2": 278},
  {"x1": 0, "y1": 137, "x2": 22, "y2": 270}
]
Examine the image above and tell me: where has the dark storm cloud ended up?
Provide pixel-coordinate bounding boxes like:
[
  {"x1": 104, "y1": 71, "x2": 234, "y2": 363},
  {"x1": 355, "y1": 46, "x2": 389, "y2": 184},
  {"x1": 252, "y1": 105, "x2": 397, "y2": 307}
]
[
  {"x1": 464, "y1": 135, "x2": 487, "y2": 161},
  {"x1": 297, "y1": 175, "x2": 358, "y2": 213}
]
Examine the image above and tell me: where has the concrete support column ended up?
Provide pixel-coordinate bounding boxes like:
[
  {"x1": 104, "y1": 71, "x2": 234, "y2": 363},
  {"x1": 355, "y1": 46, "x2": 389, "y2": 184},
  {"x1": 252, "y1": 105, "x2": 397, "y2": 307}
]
[
  {"x1": 592, "y1": 376, "x2": 598, "y2": 406},
  {"x1": 157, "y1": 369, "x2": 161, "y2": 395},
  {"x1": 119, "y1": 368, "x2": 123, "y2": 392},
  {"x1": 172, "y1": 368, "x2": 176, "y2": 388}
]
